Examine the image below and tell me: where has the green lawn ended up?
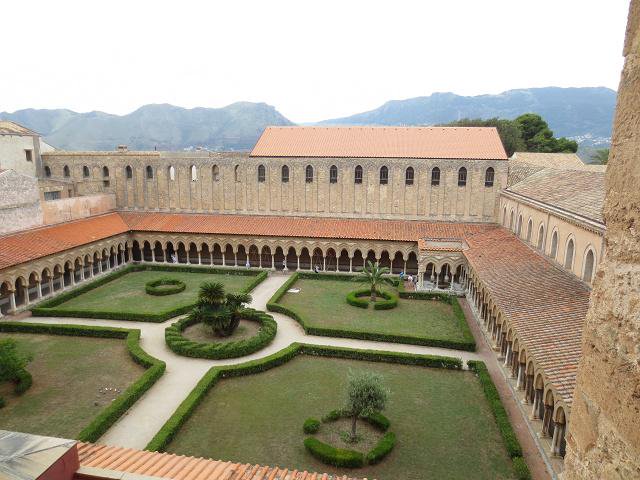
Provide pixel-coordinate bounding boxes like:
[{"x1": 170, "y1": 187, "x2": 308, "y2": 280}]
[
  {"x1": 278, "y1": 278, "x2": 474, "y2": 348},
  {"x1": 167, "y1": 356, "x2": 515, "y2": 480},
  {"x1": 49, "y1": 270, "x2": 253, "y2": 316},
  {"x1": 0, "y1": 333, "x2": 144, "y2": 438}
]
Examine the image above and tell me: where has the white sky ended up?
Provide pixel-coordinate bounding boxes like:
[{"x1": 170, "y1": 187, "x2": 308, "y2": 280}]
[{"x1": 1, "y1": 0, "x2": 631, "y2": 123}]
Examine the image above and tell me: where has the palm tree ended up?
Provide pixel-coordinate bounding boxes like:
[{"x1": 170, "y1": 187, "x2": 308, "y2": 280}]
[
  {"x1": 358, "y1": 261, "x2": 395, "y2": 302},
  {"x1": 188, "y1": 282, "x2": 252, "y2": 337}
]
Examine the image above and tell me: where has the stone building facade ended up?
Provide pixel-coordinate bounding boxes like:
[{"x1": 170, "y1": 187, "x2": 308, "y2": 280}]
[{"x1": 0, "y1": 169, "x2": 43, "y2": 234}]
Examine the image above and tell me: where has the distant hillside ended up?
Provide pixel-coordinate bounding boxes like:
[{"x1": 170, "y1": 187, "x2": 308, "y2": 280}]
[
  {"x1": 319, "y1": 87, "x2": 615, "y2": 148},
  {"x1": 1, "y1": 102, "x2": 293, "y2": 151}
]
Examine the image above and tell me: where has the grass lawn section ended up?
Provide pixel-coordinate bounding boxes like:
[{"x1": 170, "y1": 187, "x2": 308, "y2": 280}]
[
  {"x1": 49, "y1": 271, "x2": 252, "y2": 316},
  {"x1": 280, "y1": 278, "x2": 470, "y2": 345},
  {"x1": 0, "y1": 332, "x2": 145, "y2": 438},
  {"x1": 167, "y1": 356, "x2": 515, "y2": 480}
]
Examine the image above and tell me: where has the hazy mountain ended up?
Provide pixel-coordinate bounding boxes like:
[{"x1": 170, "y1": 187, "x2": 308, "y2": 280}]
[
  {"x1": 1, "y1": 102, "x2": 293, "y2": 151},
  {"x1": 319, "y1": 87, "x2": 616, "y2": 147}
]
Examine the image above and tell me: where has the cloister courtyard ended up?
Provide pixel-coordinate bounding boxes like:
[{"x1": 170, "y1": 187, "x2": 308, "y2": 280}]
[{"x1": 0, "y1": 263, "x2": 529, "y2": 480}]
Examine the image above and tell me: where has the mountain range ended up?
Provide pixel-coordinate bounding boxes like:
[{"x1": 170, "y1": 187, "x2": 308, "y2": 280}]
[{"x1": 1, "y1": 87, "x2": 616, "y2": 152}]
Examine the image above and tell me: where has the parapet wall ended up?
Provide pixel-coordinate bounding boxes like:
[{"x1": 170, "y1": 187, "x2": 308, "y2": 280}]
[{"x1": 42, "y1": 193, "x2": 116, "y2": 226}]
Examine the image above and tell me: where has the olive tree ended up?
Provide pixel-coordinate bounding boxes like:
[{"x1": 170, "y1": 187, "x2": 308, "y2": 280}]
[{"x1": 345, "y1": 370, "x2": 388, "y2": 441}]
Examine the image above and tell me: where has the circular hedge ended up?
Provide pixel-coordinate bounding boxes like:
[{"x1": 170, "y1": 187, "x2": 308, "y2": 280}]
[
  {"x1": 345, "y1": 288, "x2": 398, "y2": 310},
  {"x1": 145, "y1": 278, "x2": 186, "y2": 296},
  {"x1": 165, "y1": 308, "x2": 277, "y2": 359},
  {"x1": 303, "y1": 409, "x2": 396, "y2": 468}
]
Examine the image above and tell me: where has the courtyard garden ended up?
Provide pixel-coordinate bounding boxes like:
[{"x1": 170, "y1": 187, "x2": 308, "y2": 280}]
[
  {"x1": 0, "y1": 330, "x2": 150, "y2": 439},
  {"x1": 269, "y1": 272, "x2": 475, "y2": 350},
  {"x1": 164, "y1": 354, "x2": 517, "y2": 479},
  {"x1": 32, "y1": 265, "x2": 266, "y2": 321}
]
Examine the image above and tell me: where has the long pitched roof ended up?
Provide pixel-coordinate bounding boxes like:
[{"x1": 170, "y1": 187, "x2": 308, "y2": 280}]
[
  {"x1": 250, "y1": 126, "x2": 508, "y2": 160},
  {"x1": 506, "y1": 169, "x2": 605, "y2": 224},
  {"x1": 465, "y1": 227, "x2": 591, "y2": 406},
  {"x1": 511, "y1": 152, "x2": 586, "y2": 170},
  {"x1": 0, "y1": 120, "x2": 39, "y2": 136},
  {"x1": 77, "y1": 442, "x2": 362, "y2": 480}
]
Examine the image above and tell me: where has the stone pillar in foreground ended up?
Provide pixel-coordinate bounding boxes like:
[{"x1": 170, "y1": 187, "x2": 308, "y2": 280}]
[{"x1": 563, "y1": 2, "x2": 640, "y2": 478}]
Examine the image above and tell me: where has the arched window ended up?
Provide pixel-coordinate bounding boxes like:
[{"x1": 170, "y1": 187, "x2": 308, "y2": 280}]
[
  {"x1": 102, "y1": 166, "x2": 109, "y2": 177},
  {"x1": 550, "y1": 231, "x2": 559, "y2": 259},
  {"x1": 63, "y1": 165, "x2": 70, "y2": 178},
  {"x1": 329, "y1": 165, "x2": 338, "y2": 184},
  {"x1": 234, "y1": 165, "x2": 240, "y2": 182},
  {"x1": 83, "y1": 166, "x2": 90, "y2": 178},
  {"x1": 44, "y1": 166, "x2": 51, "y2": 178},
  {"x1": 431, "y1": 167, "x2": 440, "y2": 186},
  {"x1": 281, "y1": 165, "x2": 289, "y2": 183},
  {"x1": 583, "y1": 249, "x2": 595, "y2": 283},
  {"x1": 305, "y1": 165, "x2": 314, "y2": 183},
  {"x1": 485, "y1": 167, "x2": 495, "y2": 187},
  {"x1": 564, "y1": 238, "x2": 575, "y2": 270},
  {"x1": 537, "y1": 224, "x2": 545, "y2": 250},
  {"x1": 125, "y1": 165, "x2": 133, "y2": 179},
  {"x1": 379, "y1": 166, "x2": 388, "y2": 185},
  {"x1": 257, "y1": 164, "x2": 266, "y2": 183},
  {"x1": 212, "y1": 165, "x2": 219, "y2": 182},
  {"x1": 457, "y1": 167, "x2": 467, "y2": 187},
  {"x1": 405, "y1": 167, "x2": 414, "y2": 185},
  {"x1": 354, "y1": 165, "x2": 363, "y2": 184},
  {"x1": 146, "y1": 165, "x2": 154, "y2": 179},
  {"x1": 190, "y1": 165, "x2": 198, "y2": 181},
  {"x1": 168, "y1": 166, "x2": 175, "y2": 181},
  {"x1": 516, "y1": 215, "x2": 523, "y2": 236},
  {"x1": 526, "y1": 219, "x2": 533, "y2": 242}
]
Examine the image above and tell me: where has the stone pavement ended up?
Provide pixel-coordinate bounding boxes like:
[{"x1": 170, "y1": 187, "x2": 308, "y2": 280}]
[{"x1": 8, "y1": 273, "x2": 481, "y2": 450}]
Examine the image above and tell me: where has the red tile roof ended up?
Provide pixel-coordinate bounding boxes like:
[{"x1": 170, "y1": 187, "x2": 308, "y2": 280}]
[
  {"x1": 0, "y1": 213, "x2": 129, "y2": 270},
  {"x1": 77, "y1": 442, "x2": 364, "y2": 480},
  {"x1": 250, "y1": 126, "x2": 508, "y2": 160},
  {"x1": 464, "y1": 227, "x2": 591, "y2": 406}
]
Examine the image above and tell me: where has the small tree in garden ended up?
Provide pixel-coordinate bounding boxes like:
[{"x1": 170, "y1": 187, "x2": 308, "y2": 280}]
[
  {"x1": 359, "y1": 261, "x2": 395, "y2": 302},
  {"x1": 0, "y1": 338, "x2": 30, "y2": 382},
  {"x1": 188, "y1": 282, "x2": 252, "y2": 337},
  {"x1": 345, "y1": 370, "x2": 388, "y2": 442}
]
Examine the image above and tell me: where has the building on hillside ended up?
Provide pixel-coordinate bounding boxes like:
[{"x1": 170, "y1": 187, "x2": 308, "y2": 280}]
[
  {"x1": 0, "y1": 126, "x2": 608, "y2": 476},
  {"x1": 0, "y1": 121, "x2": 55, "y2": 177}
]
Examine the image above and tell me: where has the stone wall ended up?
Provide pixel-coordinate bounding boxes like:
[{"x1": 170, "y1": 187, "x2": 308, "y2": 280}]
[
  {"x1": 41, "y1": 151, "x2": 507, "y2": 222},
  {"x1": 0, "y1": 170, "x2": 43, "y2": 234},
  {"x1": 563, "y1": 1, "x2": 640, "y2": 478},
  {"x1": 42, "y1": 193, "x2": 116, "y2": 225}
]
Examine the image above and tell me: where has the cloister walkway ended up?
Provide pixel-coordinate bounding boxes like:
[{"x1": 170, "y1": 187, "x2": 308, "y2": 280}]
[{"x1": 9, "y1": 273, "x2": 481, "y2": 450}]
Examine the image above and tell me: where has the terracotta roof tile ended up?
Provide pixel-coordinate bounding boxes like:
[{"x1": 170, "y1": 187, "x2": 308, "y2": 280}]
[
  {"x1": 250, "y1": 126, "x2": 508, "y2": 160},
  {"x1": 464, "y1": 227, "x2": 591, "y2": 405},
  {"x1": 506, "y1": 169, "x2": 605, "y2": 223},
  {"x1": 0, "y1": 213, "x2": 129, "y2": 270},
  {"x1": 76, "y1": 442, "x2": 365, "y2": 480}
]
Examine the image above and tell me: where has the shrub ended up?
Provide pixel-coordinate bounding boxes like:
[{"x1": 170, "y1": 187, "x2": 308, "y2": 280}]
[
  {"x1": 145, "y1": 278, "x2": 186, "y2": 296},
  {"x1": 467, "y1": 361, "x2": 522, "y2": 458},
  {"x1": 14, "y1": 369, "x2": 33, "y2": 395},
  {"x1": 0, "y1": 321, "x2": 165, "y2": 443},
  {"x1": 0, "y1": 396, "x2": 5, "y2": 408},
  {"x1": 303, "y1": 437, "x2": 364, "y2": 468},
  {"x1": 513, "y1": 456, "x2": 532, "y2": 480},
  {"x1": 364, "y1": 411, "x2": 390, "y2": 432},
  {"x1": 303, "y1": 418, "x2": 321, "y2": 434},
  {"x1": 165, "y1": 309, "x2": 277, "y2": 360},
  {"x1": 366, "y1": 431, "x2": 396, "y2": 464},
  {"x1": 346, "y1": 289, "x2": 370, "y2": 308},
  {"x1": 321, "y1": 408, "x2": 348, "y2": 423}
]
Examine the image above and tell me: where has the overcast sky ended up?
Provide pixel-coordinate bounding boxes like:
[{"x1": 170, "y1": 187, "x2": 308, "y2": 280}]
[{"x1": 1, "y1": 0, "x2": 631, "y2": 123}]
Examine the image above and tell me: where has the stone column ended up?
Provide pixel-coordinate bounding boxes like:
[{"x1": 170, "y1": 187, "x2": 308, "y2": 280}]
[
  {"x1": 297, "y1": 255, "x2": 300, "y2": 270},
  {"x1": 24, "y1": 286, "x2": 30, "y2": 305},
  {"x1": 107, "y1": 257, "x2": 111, "y2": 270},
  {"x1": 9, "y1": 290, "x2": 16, "y2": 312},
  {"x1": 271, "y1": 254, "x2": 275, "y2": 270},
  {"x1": 222, "y1": 252, "x2": 226, "y2": 266},
  {"x1": 198, "y1": 250, "x2": 202, "y2": 265},
  {"x1": 349, "y1": 257, "x2": 353, "y2": 273},
  {"x1": 127, "y1": 246, "x2": 133, "y2": 263},
  {"x1": 98, "y1": 259, "x2": 103, "y2": 274},
  {"x1": 234, "y1": 252, "x2": 238, "y2": 267},
  {"x1": 210, "y1": 248, "x2": 214, "y2": 265},
  {"x1": 152, "y1": 249, "x2": 156, "y2": 262},
  {"x1": 531, "y1": 389, "x2": 542, "y2": 419},
  {"x1": 48, "y1": 277, "x2": 54, "y2": 295},
  {"x1": 516, "y1": 363, "x2": 526, "y2": 389},
  {"x1": 503, "y1": 342, "x2": 511, "y2": 366},
  {"x1": 162, "y1": 248, "x2": 167, "y2": 263},
  {"x1": 80, "y1": 267, "x2": 85, "y2": 281},
  {"x1": 36, "y1": 281, "x2": 42, "y2": 299},
  {"x1": 70, "y1": 270, "x2": 76, "y2": 286}
]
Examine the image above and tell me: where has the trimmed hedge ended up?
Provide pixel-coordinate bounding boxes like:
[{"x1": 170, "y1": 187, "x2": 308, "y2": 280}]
[
  {"x1": 467, "y1": 360, "x2": 531, "y2": 480},
  {"x1": 267, "y1": 272, "x2": 475, "y2": 351},
  {"x1": 165, "y1": 308, "x2": 277, "y2": 360},
  {"x1": 365, "y1": 411, "x2": 390, "y2": 432},
  {"x1": 145, "y1": 278, "x2": 186, "y2": 296},
  {"x1": 366, "y1": 431, "x2": 396, "y2": 465},
  {"x1": 31, "y1": 264, "x2": 267, "y2": 322},
  {"x1": 0, "y1": 321, "x2": 165, "y2": 443},
  {"x1": 303, "y1": 437, "x2": 365, "y2": 468},
  {"x1": 346, "y1": 289, "x2": 370, "y2": 308},
  {"x1": 346, "y1": 288, "x2": 398, "y2": 310},
  {"x1": 146, "y1": 342, "x2": 462, "y2": 452},
  {"x1": 303, "y1": 418, "x2": 321, "y2": 434}
]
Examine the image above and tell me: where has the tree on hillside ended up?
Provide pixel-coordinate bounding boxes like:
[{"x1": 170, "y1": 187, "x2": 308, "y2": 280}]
[
  {"x1": 515, "y1": 113, "x2": 578, "y2": 153},
  {"x1": 358, "y1": 261, "x2": 395, "y2": 302},
  {"x1": 345, "y1": 370, "x2": 388, "y2": 441},
  {"x1": 438, "y1": 118, "x2": 525, "y2": 156},
  {"x1": 188, "y1": 282, "x2": 252, "y2": 336},
  {"x1": 590, "y1": 148, "x2": 609, "y2": 165}
]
